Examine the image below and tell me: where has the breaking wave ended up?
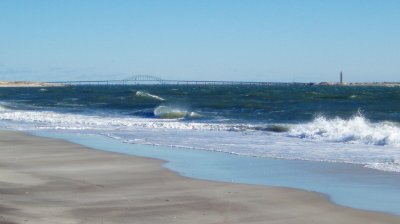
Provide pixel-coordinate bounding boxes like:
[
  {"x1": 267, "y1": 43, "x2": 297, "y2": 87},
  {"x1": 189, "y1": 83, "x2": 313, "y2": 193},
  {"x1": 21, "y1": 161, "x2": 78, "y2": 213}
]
[
  {"x1": 289, "y1": 114, "x2": 400, "y2": 146},
  {"x1": 1, "y1": 104, "x2": 400, "y2": 172},
  {"x1": 135, "y1": 91, "x2": 165, "y2": 101},
  {"x1": 153, "y1": 106, "x2": 201, "y2": 119},
  {"x1": 1, "y1": 104, "x2": 399, "y2": 147}
]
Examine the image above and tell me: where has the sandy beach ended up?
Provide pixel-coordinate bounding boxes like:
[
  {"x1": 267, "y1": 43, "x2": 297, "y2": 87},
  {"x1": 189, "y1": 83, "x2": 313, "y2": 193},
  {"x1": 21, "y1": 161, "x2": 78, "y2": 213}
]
[{"x1": 0, "y1": 131, "x2": 399, "y2": 224}]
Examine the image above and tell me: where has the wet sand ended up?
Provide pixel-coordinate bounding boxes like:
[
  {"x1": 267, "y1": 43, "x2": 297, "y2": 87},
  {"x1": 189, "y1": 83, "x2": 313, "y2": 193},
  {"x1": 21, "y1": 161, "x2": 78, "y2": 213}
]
[{"x1": 0, "y1": 130, "x2": 399, "y2": 224}]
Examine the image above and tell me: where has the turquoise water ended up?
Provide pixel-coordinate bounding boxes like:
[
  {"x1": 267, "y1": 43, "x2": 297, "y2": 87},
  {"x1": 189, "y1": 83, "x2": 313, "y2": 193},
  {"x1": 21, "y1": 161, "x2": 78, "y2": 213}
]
[{"x1": 34, "y1": 131, "x2": 400, "y2": 215}]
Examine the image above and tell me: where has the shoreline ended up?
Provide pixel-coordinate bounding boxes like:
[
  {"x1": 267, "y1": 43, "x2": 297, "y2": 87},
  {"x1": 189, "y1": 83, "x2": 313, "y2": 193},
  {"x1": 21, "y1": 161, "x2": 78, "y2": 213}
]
[{"x1": 1, "y1": 130, "x2": 400, "y2": 223}]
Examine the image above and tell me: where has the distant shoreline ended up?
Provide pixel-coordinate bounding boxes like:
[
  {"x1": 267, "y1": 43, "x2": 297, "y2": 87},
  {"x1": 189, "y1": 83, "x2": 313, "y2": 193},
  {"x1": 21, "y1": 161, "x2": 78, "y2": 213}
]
[
  {"x1": 0, "y1": 81, "x2": 64, "y2": 87},
  {"x1": 312, "y1": 82, "x2": 400, "y2": 87},
  {"x1": 1, "y1": 80, "x2": 399, "y2": 87}
]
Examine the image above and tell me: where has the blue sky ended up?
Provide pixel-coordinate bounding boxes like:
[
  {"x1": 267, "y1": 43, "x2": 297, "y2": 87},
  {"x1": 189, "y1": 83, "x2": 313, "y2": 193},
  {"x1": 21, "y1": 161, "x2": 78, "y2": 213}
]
[{"x1": 0, "y1": 0, "x2": 399, "y2": 82}]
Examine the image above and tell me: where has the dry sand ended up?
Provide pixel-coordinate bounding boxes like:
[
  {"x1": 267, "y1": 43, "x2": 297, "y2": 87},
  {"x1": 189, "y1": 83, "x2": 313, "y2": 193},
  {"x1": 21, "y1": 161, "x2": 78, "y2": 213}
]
[{"x1": 0, "y1": 131, "x2": 399, "y2": 224}]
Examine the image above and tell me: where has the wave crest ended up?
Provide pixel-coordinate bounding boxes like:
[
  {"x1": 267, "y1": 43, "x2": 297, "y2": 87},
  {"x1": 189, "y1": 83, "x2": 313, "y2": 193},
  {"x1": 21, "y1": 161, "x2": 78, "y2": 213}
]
[
  {"x1": 153, "y1": 106, "x2": 201, "y2": 119},
  {"x1": 289, "y1": 115, "x2": 400, "y2": 146},
  {"x1": 135, "y1": 91, "x2": 165, "y2": 101}
]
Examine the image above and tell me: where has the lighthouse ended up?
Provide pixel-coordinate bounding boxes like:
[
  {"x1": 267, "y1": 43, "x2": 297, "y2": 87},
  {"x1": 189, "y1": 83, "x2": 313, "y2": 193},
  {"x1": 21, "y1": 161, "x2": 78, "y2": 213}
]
[{"x1": 340, "y1": 71, "x2": 343, "y2": 84}]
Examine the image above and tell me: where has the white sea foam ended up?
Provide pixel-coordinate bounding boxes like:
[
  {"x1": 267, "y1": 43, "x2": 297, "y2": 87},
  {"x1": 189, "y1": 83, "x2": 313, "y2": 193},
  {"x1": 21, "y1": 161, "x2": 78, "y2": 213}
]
[
  {"x1": 289, "y1": 114, "x2": 400, "y2": 146},
  {"x1": 0, "y1": 105, "x2": 223, "y2": 131},
  {"x1": 1, "y1": 105, "x2": 400, "y2": 172},
  {"x1": 365, "y1": 160, "x2": 400, "y2": 172}
]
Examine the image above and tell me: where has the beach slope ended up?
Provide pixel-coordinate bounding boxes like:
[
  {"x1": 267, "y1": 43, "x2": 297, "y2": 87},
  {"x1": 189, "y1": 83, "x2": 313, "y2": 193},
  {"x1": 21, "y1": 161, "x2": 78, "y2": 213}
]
[{"x1": 0, "y1": 131, "x2": 399, "y2": 224}]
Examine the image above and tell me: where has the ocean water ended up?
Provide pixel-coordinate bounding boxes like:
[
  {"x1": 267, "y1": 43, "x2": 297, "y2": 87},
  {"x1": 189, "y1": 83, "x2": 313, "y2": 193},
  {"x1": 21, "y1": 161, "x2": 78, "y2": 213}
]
[
  {"x1": 1, "y1": 84, "x2": 400, "y2": 214},
  {"x1": 1, "y1": 85, "x2": 400, "y2": 172}
]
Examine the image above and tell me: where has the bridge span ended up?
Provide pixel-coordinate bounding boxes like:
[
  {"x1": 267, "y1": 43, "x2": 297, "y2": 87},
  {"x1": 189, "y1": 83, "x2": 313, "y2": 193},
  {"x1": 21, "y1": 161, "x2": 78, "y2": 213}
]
[{"x1": 49, "y1": 75, "x2": 292, "y2": 86}]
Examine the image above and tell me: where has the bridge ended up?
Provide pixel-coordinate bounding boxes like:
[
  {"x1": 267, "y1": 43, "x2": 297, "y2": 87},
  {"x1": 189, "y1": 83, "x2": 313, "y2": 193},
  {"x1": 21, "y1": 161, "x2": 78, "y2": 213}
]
[{"x1": 49, "y1": 75, "x2": 292, "y2": 86}]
